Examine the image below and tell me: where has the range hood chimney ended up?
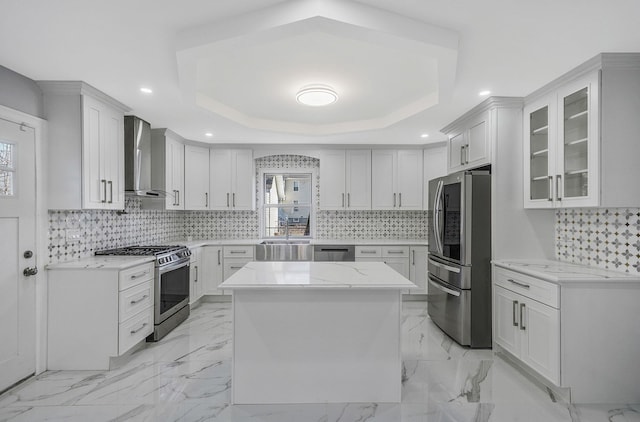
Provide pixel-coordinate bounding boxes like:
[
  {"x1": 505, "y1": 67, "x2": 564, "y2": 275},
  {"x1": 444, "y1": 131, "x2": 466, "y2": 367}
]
[{"x1": 124, "y1": 116, "x2": 165, "y2": 197}]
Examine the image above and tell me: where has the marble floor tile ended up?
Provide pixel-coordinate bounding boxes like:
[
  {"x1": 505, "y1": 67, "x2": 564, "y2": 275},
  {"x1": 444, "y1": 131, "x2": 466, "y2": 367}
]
[{"x1": 0, "y1": 301, "x2": 638, "y2": 422}]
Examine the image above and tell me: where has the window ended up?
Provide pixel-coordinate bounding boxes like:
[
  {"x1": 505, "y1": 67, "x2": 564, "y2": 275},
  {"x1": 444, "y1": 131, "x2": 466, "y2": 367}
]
[
  {"x1": 0, "y1": 142, "x2": 15, "y2": 196},
  {"x1": 262, "y1": 172, "x2": 312, "y2": 238}
]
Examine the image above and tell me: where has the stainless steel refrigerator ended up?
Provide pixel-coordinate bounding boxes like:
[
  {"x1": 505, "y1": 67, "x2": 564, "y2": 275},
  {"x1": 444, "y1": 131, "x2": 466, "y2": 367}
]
[{"x1": 427, "y1": 170, "x2": 491, "y2": 348}]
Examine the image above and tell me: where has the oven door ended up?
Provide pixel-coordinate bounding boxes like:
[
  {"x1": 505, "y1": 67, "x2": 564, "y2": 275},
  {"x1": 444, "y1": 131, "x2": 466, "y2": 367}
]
[
  {"x1": 155, "y1": 259, "x2": 190, "y2": 324},
  {"x1": 427, "y1": 274, "x2": 471, "y2": 346}
]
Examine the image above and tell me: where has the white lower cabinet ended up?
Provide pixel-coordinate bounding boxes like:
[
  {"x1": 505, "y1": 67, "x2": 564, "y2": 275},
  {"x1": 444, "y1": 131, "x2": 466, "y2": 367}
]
[
  {"x1": 201, "y1": 246, "x2": 224, "y2": 295},
  {"x1": 409, "y1": 246, "x2": 428, "y2": 294},
  {"x1": 355, "y1": 245, "x2": 424, "y2": 291},
  {"x1": 48, "y1": 262, "x2": 155, "y2": 370},
  {"x1": 189, "y1": 247, "x2": 204, "y2": 304},
  {"x1": 223, "y1": 245, "x2": 254, "y2": 282}
]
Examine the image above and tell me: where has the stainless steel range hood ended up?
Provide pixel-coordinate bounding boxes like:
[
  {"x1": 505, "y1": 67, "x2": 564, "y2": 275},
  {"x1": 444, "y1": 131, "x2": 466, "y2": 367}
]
[{"x1": 124, "y1": 116, "x2": 166, "y2": 197}]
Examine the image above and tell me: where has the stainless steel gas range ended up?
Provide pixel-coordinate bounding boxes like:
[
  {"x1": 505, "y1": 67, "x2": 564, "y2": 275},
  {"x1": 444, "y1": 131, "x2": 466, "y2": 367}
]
[{"x1": 95, "y1": 245, "x2": 191, "y2": 341}]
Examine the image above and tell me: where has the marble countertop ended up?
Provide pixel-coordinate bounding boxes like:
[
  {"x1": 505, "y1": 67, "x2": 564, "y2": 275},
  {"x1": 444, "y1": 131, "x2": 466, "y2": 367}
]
[
  {"x1": 220, "y1": 261, "x2": 418, "y2": 290},
  {"x1": 46, "y1": 256, "x2": 155, "y2": 270},
  {"x1": 493, "y1": 259, "x2": 640, "y2": 284},
  {"x1": 180, "y1": 239, "x2": 428, "y2": 249}
]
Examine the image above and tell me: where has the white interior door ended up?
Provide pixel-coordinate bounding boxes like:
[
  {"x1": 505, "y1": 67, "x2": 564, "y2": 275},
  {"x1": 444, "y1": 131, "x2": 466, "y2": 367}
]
[{"x1": 0, "y1": 117, "x2": 37, "y2": 392}]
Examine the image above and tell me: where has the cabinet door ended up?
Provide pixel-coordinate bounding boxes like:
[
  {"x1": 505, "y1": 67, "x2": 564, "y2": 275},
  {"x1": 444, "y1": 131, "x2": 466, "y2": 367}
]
[
  {"x1": 184, "y1": 145, "x2": 210, "y2": 210},
  {"x1": 556, "y1": 72, "x2": 599, "y2": 207},
  {"x1": 210, "y1": 149, "x2": 232, "y2": 210},
  {"x1": 345, "y1": 150, "x2": 371, "y2": 210},
  {"x1": 102, "y1": 105, "x2": 124, "y2": 209},
  {"x1": 165, "y1": 137, "x2": 185, "y2": 210},
  {"x1": 448, "y1": 131, "x2": 466, "y2": 173},
  {"x1": 383, "y1": 257, "x2": 410, "y2": 279},
  {"x1": 524, "y1": 97, "x2": 556, "y2": 208},
  {"x1": 319, "y1": 150, "x2": 347, "y2": 210},
  {"x1": 371, "y1": 150, "x2": 396, "y2": 210},
  {"x1": 409, "y1": 246, "x2": 428, "y2": 293},
  {"x1": 224, "y1": 259, "x2": 251, "y2": 281},
  {"x1": 202, "y1": 246, "x2": 224, "y2": 295},
  {"x1": 189, "y1": 248, "x2": 203, "y2": 304},
  {"x1": 493, "y1": 286, "x2": 521, "y2": 357},
  {"x1": 423, "y1": 146, "x2": 447, "y2": 210},
  {"x1": 396, "y1": 150, "x2": 423, "y2": 209},
  {"x1": 82, "y1": 95, "x2": 106, "y2": 209},
  {"x1": 231, "y1": 149, "x2": 254, "y2": 210},
  {"x1": 466, "y1": 114, "x2": 490, "y2": 167},
  {"x1": 520, "y1": 298, "x2": 560, "y2": 385}
]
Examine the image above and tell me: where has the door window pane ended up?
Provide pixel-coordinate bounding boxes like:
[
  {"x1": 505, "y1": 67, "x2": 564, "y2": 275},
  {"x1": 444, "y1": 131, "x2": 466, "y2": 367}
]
[
  {"x1": 0, "y1": 142, "x2": 15, "y2": 196},
  {"x1": 563, "y1": 87, "x2": 589, "y2": 198}
]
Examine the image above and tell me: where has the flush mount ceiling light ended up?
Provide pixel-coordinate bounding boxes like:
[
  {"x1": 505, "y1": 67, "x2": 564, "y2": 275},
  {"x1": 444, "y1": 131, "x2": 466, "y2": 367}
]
[{"x1": 296, "y1": 85, "x2": 338, "y2": 107}]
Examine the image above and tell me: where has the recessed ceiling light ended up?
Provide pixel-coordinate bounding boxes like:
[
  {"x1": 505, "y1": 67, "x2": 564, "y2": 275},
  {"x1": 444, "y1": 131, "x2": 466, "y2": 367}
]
[
  {"x1": 140, "y1": 87, "x2": 153, "y2": 94},
  {"x1": 205, "y1": 132, "x2": 213, "y2": 137},
  {"x1": 420, "y1": 133, "x2": 429, "y2": 138},
  {"x1": 479, "y1": 90, "x2": 491, "y2": 96},
  {"x1": 296, "y1": 85, "x2": 338, "y2": 107}
]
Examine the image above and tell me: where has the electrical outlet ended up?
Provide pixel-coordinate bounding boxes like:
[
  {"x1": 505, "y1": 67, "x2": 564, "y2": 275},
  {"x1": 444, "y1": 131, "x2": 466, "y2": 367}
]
[{"x1": 65, "y1": 229, "x2": 82, "y2": 243}]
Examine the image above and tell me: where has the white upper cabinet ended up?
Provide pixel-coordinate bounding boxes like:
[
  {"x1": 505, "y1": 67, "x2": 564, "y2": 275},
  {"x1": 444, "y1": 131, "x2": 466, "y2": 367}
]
[
  {"x1": 40, "y1": 81, "x2": 129, "y2": 210},
  {"x1": 209, "y1": 149, "x2": 254, "y2": 210},
  {"x1": 319, "y1": 150, "x2": 371, "y2": 210},
  {"x1": 445, "y1": 111, "x2": 490, "y2": 173},
  {"x1": 184, "y1": 145, "x2": 210, "y2": 210},
  {"x1": 371, "y1": 149, "x2": 423, "y2": 210},
  {"x1": 423, "y1": 145, "x2": 447, "y2": 210},
  {"x1": 524, "y1": 54, "x2": 640, "y2": 208},
  {"x1": 150, "y1": 129, "x2": 185, "y2": 210}
]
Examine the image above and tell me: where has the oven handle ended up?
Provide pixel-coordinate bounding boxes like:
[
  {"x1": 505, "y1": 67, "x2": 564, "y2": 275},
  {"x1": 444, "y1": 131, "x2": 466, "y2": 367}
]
[
  {"x1": 157, "y1": 258, "x2": 190, "y2": 275},
  {"x1": 428, "y1": 276, "x2": 461, "y2": 297},
  {"x1": 428, "y1": 258, "x2": 461, "y2": 274}
]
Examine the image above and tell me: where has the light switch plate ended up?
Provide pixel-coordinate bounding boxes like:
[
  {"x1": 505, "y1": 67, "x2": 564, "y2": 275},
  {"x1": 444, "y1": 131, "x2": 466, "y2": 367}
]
[{"x1": 65, "y1": 229, "x2": 82, "y2": 243}]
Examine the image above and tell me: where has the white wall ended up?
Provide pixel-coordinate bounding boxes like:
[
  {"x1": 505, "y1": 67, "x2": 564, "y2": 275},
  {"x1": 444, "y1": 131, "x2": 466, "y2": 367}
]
[{"x1": 0, "y1": 65, "x2": 43, "y2": 118}]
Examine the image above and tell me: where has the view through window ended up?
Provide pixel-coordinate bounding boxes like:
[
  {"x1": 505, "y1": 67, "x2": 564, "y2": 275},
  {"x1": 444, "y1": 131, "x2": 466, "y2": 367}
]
[{"x1": 263, "y1": 172, "x2": 312, "y2": 238}]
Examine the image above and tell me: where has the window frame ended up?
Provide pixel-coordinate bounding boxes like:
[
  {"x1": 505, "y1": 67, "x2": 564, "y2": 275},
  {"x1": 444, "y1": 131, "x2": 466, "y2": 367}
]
[
  {"x1": 259, "y1": 167, "x2": 316, "y2": 239},
  {"x1": 0, "y1": 140, "x2": 17, "y2": 197}
]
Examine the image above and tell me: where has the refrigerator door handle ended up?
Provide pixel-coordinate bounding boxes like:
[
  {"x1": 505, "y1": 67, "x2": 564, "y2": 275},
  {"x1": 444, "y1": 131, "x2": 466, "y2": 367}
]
[
  {"x1": 433, "y1": 180, "x2": 444, "y2": 254},
  {"x1": 428, "y1": 258, "x2": 461, "y2": 273},
  {"x1": 428, "y1": 276, "x2": 461, "y2": 297}
]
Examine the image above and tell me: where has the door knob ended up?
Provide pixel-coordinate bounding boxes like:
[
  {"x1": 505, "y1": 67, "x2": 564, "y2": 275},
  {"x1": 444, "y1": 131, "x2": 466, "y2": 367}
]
[{"x1": 23, "y1": 267, "x2": 38, "y2": 277}]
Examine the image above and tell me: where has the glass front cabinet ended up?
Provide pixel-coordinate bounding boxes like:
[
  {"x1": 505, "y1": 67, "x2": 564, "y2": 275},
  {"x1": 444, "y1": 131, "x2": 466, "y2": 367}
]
[{"x1": 524, "y1": 72, "x2": 599, "y2": 208}]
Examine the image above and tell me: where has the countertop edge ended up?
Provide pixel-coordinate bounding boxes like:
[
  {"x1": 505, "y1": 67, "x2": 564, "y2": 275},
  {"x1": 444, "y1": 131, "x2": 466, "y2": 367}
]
[{"x1": 493, "y1": 259, "x2": 640, "y2": 284}]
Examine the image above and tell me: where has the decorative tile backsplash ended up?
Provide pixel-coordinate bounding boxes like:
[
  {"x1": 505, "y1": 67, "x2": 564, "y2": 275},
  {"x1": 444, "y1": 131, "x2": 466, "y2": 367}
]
[
  {"x1": 47, "y1": 197, "x2": 183, "y2": 264},
  {"x1": 555, "y1": 208, "x2": 640, "y2": 273},
  {"x1": 48, "y1": 154, "x2": 427, "y2": 263}
]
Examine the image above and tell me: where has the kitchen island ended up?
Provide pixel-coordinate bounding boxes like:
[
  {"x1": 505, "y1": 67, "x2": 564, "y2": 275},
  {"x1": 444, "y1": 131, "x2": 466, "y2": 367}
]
[{"x1": 219, "y1": 261, "x2": 417, "y2": 404}]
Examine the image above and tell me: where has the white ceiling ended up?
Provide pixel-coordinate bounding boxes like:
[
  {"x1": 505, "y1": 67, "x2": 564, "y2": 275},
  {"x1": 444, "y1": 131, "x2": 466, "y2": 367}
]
[{"x1": 1, "y1": 0, "x2": 639, "y2": 145}]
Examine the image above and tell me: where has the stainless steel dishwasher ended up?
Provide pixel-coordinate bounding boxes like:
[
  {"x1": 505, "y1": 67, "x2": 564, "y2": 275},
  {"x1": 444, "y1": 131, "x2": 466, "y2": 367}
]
[{"x1": 313, "y1": 245, "x2": 355, "y2": 261}]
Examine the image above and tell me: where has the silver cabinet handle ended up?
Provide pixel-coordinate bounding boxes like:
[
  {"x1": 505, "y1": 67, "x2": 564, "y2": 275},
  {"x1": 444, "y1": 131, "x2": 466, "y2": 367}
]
[
  {"x1": 226, "y1": 193, "x2": 230, "y2": 207},
  {"x1": 173, "y1": 190, "x2": 178, "y2": 206},
  {"x1": 130, "y1": 294, "x2": 148, "y2": 305},
  {"x1": 218, "y1": 250, "x2": 221, "y2": 265},
  {"x1": 548, "y1": 176, "x2": 553, "y2": 202},
  {"x1": 205, "y1": 192, "x2": 208, "y2": 208},
  {"x1": 399, "y1": 192, "x2": 402, "y2": 207},
  {"x1": 347, "y1": 193, "x2": 350, "y2": 207},
  {"x1": 428, "y1": 277, "x2": 460, "y2": 297},
  {"x1": 130, "y1": 271, "x2": 149, "y2": 279},
  {"x1": 360, "y1": 250, "x2": 378, "y2": 254},
  {"x1": 229, "y1": 250, "x2": 247, "y2": 254},
  {"x1": 342, "y1": 193, "x2": 345, "y2": 207},
  {"x1": 230, "y1": 266, "x2": 243, "y2": 270},
  {"x1": 387, "y1": 250, "x2": 405, "y2": 254},
  {"x1": 108, "y1": 180, "x2": 113, "y2": 203},
  {"x1": 465, "y1": 144, "x2": 470, "y2": 164},
  {"x1": 512, "y1": 300, "x2": 519, "y2": 326},
  {"x1": 232, "y1": 193, "x2": 236, "y2": 207},
  {"x1": 412, "y1": 250, "x2": 415, "y2": 265},
  {"x1": 520, "y1": 303, "x2": 526, "y2": 330},
  {"x1": 393, "y1": 193, "x2": 397, "y2": 207},
  {"x1": 101, "y1": 179, "x2": 107, "y2": 203},
  {"x1": 508, "y1": 278, "x2": 530, "y2": 289},
  {"x1": 556, "y1": 174, "x2": 562, "y2": 201},
  {"x1": 177, "y1": 190, "x2": 180, "y2": 206},
  {"x1": 428, "y1": 258, "x2": 461, "y2": 273},
  {"x1": 130, "y1": 322, "x2": 148, "y2": 335},
  {"x1": 194, "y1": 265, "x2": 198, "y2": 282},
  {"x1": 460, "y1": 145, "x2": 465, "y2": 165}
]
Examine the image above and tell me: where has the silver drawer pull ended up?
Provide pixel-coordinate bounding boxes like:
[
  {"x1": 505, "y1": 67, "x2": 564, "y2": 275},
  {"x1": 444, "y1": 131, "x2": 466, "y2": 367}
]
[
  {"x1": 130, "y1": 271, "x2": 149, "y2": 279},
  {"x1": 229, "y1": 250, "x2": 247, "y2": 254},
  {"x1": 130, "y1": 294, "x2": 148, "y2": 305},
  {"x1": 130, "y1": 323, "x2": 148, "y2": 335},
  {"x1": 428, "y1": 277, "x2": 460, "y2": 297},
  {"x1": 520, "y1": 303, "x2": 526, "y2": 330},
  {"x1": 387, "y1": 250, "x2": 405, "y2": 254},
  {"x1": 428, "y1": 258, "x2": 461, "y2": 274},
  {"x1": 360, "y1": 250, "x2": 378, "y2": 254},
  {"x1": 508, "y1": 279, "x2": 530, "y2": 289},
  {"x1": 512, "y1": 300, "x2": 519, "y2": 326},
  {"x1": 230, "y1": 266, "x2": 244, "y2": 270}
]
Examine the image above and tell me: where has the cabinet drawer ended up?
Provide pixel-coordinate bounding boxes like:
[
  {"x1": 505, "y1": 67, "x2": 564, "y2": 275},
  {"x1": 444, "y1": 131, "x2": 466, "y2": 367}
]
[
  {"x1": 355, "y1": 246, "x2": 382, "y2": 258},
  {"x1": 119, "y1": 280, "x2": 153, "y2": 322},
  {"x1": 494, "y1": 267, "x2": 559, "y2": 308},
  {"x1": 119, "y1": 262, "x2": 154, "y2": 291},
  {"x1": 223, "y1": 245, "x2": 254, "y2": 258},
  {"x1": 382, "y1": 246, "x2": 410, "y2": 258},
  {"x1": 224, "y1": 259, "x2": 252, "y2": 281},
  {"x1": 118, "y1": 307, "x2": 153, "y2": 355}
]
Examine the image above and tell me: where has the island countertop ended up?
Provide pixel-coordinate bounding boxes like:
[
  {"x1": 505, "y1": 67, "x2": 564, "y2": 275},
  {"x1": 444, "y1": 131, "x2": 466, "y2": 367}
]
[{"x1": 219, "y1": 261, "x2": 418, "y2": 290}]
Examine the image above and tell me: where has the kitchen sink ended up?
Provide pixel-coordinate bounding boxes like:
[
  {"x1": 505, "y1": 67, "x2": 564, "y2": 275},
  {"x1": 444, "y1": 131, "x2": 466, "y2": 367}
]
[{"x1": 256, "y1": 239, "x2": 313, "y2": 261}]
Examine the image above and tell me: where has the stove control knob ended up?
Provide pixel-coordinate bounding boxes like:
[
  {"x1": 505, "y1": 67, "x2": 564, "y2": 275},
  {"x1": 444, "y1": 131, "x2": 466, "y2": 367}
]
[{"x1": 159, "y1": 258, "x2": 165, "y2": 264}]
